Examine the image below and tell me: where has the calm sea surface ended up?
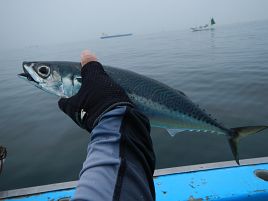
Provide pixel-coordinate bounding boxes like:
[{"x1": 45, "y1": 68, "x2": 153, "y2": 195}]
[{"x1": 1, "y1": 21, "x2": 268, "y2": 190}]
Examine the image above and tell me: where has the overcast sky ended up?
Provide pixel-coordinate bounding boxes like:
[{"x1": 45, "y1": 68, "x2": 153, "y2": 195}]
[{"x1": 1, "y1": 0, "x2": 268, "y2": 49}]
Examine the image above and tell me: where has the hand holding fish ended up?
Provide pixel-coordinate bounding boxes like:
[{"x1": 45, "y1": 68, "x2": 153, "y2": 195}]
[
  {"x1": 19, "y1": 50, "x2": 155, "y2": 200},
  {"x1": 57, "y1": 51, "x2": 133, "y2": 132},
  {"x1": 80, "y1": 50, "x2": 97, "y2": 67}
]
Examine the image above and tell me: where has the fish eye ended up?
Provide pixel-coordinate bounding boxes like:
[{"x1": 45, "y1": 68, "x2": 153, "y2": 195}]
[{"x1": 37, "y1": 66, "x2": 50, "y2": 78}]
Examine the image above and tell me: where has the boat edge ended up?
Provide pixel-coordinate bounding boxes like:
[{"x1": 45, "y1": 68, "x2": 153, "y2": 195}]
[{"x1": 1, "y1": 157, "x2": 268, "y2": 199}]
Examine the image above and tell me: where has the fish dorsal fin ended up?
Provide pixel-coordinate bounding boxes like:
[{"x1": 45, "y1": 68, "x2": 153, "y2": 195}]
[{"x1": 166, "y1": 128, "x2": 187, "y2": 137}]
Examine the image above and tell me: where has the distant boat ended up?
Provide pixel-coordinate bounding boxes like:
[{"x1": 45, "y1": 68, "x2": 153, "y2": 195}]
[
  {"x1": 191, "y1": 18, "x2": 216, "y2": 32},
  {"x1": 100, "y1": 33, "x2": 133, "y2": 39}
]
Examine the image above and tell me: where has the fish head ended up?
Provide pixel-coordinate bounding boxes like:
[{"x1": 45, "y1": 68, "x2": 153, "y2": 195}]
[{"x1": 18, "y1": 61, "x2": 81, "y2": 97}]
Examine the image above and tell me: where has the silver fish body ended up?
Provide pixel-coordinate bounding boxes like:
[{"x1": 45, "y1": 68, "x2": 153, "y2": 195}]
[
  {"x1": 19, "y1": 61, "x2": 228, "y2": 136},
  {"x1": 18, "y1": 61, "x2": 268, "y2": 164}
]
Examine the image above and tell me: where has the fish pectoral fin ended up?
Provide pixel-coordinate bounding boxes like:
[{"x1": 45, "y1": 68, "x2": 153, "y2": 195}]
[
  {"x1": 166, "y1": 128, "x2": 187, "y2": 137},
  {"x1": 75, "y1": 76, "x2": 82, "y2": 83}
]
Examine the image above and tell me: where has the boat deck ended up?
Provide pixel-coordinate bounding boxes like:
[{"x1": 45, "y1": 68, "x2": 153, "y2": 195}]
[{"x1": 1, "y1": 157, "x2": 268, "y2": 201}]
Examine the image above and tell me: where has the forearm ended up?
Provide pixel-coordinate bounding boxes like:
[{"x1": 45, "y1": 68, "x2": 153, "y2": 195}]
[{"x1": 73, "y1": 106, "x2": 156, "y2": 201}]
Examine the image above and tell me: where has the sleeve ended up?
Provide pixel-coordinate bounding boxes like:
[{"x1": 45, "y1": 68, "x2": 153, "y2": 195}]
[{"x1": 72, "y1": 106, "x2": 156, "y2": 201}]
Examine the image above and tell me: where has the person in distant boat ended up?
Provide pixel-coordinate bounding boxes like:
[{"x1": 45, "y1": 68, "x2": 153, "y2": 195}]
[
  {"x1": 0, "y1": 146, "x2": 7, "y2": 175},
  {"x1": 58, "y1": 50, "x2": 156, "y2": 201}
]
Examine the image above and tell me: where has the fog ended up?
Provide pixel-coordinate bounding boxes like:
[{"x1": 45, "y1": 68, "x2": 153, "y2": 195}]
[{"x1": 1, "y1": 0, "x2": 268, "y2": 49}]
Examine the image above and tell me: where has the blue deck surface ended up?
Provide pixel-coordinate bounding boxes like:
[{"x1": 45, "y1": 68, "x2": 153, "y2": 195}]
[
  {"x1": 3, "y1": 163, "x2": 268, "y2": 201},
  {"x1": 154, "y1": 163, "x2": 268, "y2": 201}
]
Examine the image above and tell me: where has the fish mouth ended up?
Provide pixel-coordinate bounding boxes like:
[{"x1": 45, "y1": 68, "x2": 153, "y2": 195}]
[
  {"x1": 18, "y1": 62, "x2": 39, "y2": 84},
  {"x1": 18, "y1": 72, "x2": 37, "y2": 83}
]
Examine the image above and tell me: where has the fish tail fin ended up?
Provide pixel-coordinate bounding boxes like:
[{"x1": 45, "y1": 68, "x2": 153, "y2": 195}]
[{"x1": 228, "y1": 126, "x2": 268, "y2": 165}]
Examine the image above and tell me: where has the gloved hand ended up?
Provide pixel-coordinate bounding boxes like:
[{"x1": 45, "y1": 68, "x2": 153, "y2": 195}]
[{"x1": 58, "y1": 50, "x2": 133, "y2": 132}]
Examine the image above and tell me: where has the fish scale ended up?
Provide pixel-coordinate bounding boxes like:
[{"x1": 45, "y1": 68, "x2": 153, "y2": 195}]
[{"x1": 104, "y1": 66, "x2": 225, "y2": 133}]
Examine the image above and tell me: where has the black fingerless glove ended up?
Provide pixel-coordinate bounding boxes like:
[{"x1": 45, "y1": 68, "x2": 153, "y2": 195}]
[{"x1": 58, "y1": 61, "x2": 133, "y2": 132}]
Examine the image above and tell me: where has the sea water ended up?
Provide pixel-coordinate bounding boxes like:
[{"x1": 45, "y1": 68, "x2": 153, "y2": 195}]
[{"x1": 0, "y1": 20, "x2": 268, "y2": 190}]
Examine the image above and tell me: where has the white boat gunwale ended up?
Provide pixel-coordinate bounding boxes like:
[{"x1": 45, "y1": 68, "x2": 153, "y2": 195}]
[{"x1": 1, "y1": 157, "x2": 268, "y2": 199}]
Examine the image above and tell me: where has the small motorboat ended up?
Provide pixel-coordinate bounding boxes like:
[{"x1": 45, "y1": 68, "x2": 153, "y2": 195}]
[{"x1": 191, "y1": 18, "x2": 216, "y2": 32}]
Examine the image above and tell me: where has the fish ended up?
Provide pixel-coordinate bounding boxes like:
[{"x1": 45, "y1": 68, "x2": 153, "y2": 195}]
[{"x1": 18, "y1": 61, "x2": 268, "y2": 165}]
